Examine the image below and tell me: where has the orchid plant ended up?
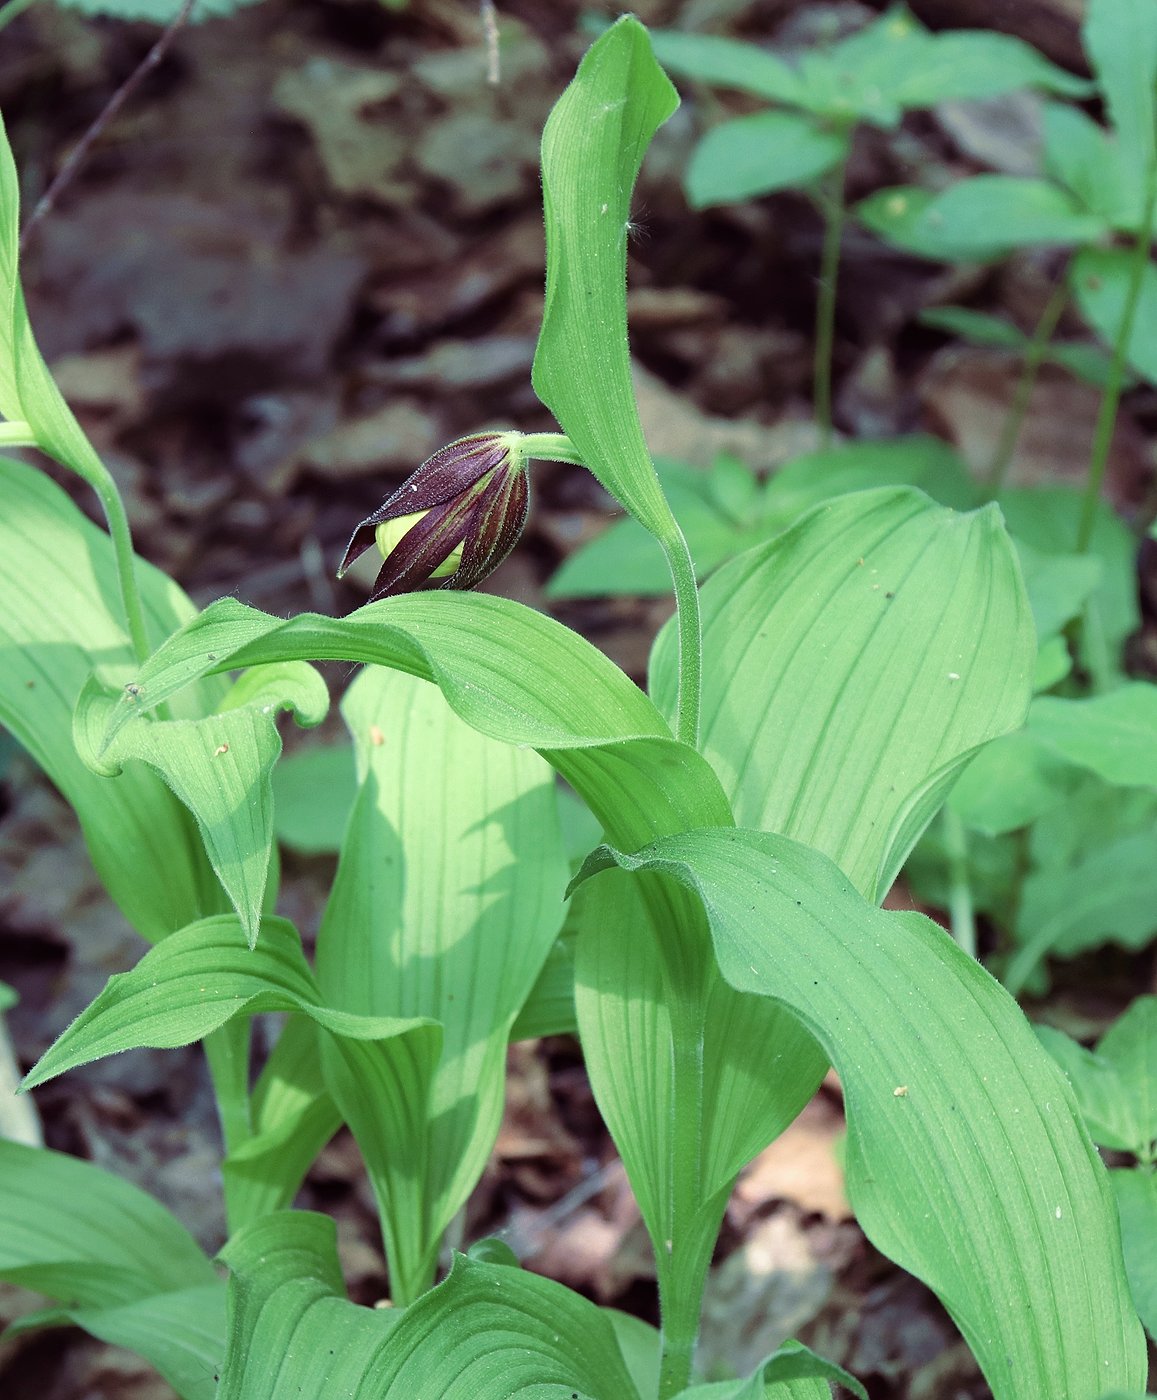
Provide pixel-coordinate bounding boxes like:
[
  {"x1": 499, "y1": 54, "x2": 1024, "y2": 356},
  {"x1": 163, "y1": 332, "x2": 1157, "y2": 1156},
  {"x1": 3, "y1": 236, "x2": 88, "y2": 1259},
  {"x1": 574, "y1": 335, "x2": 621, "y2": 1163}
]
[{"x1": 0, "y1": 18, "x2": 1149, "y2": 1400}]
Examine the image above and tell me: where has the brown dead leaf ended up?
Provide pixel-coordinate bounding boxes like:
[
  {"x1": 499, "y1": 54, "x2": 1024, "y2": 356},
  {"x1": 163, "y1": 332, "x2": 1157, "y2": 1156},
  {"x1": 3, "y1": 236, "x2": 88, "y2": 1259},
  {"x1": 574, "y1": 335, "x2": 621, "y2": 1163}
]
[{"x1": 732, "y1": 1095, "x2": 850, "y2": 1224}]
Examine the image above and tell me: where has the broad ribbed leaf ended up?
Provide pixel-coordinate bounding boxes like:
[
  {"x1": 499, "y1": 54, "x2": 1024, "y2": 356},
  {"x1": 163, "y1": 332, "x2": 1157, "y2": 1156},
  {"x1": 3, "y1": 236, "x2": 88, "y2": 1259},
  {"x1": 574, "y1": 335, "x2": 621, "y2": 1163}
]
[
  {"x1": 533, "y1": 18, "x2": 682, "y2": 544},
  {"x1": 90, "y1": 593, "x2": 734, "y2": 849},
  {"x1": 577, "y1": 829, "x2": 1147, "y2": 1398},
  {"x1": 651, "y1": 487, "x2": 1034, "y2": 901},
  {"x1": 0, "y1": 457, "x2": 225, "y2": 939},
  {"x1": 271, "y1": 741, "x2": 356, "y2": 853},
  {"x1": 74, "y1": 661, "x2": 329, "y2": 945},
  {"x1": 686, "y1": 113, "x2": 847, "y2": 206},
  {"x1": 316, "y1": 667, "x2": 567, "y2": 1301},
  {"x1": 218, "y1": 1212, "x2": 642, "y2": 1399},
  {"x1": 677, "y1": 1337, "x2": 865, "y2": 1398}
]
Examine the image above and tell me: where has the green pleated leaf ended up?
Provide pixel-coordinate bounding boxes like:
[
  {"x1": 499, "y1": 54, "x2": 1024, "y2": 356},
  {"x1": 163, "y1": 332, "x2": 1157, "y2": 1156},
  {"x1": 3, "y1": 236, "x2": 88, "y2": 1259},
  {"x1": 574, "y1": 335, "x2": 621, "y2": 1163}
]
[
  {"x1": 89, "y1": 592, "x2": 734, "y2": 851},
  {"x1": 533, "y1": 18, "x2": 682, "y2": 546},
  {"x1": 22, "y1": 914, "x2": 433, "y2": 1091},
  {"x1": 315, "y1": 666, "x2": 568, "y2": 1301},
  {"x1": 218, "y1": 1212, "x2": 642, "y2": 1399},
  {"x1": 271, "y1": 741, "x2": 356, "y2": 854},
  {"x1": 651, "y1": 487, "x2": 1035, "y2": 902},
  {"x1": 75, "y1": 660, "x2": 329, "y2": 945},
  {"x1": 859, "y1": 179, "x2": 1105, "y2": 262},
  {"x1": 1028, "y1": 686, "x2": 1157, "y2": 786},
  {"x1": 686, "y1": 113, "x2": 848, "y2": 207},
  {"x1": 1073, "y1": 247, "x2": 1157, "y2": 384},
  {"x1": 0, "y1": 457, "x2": 226, "y2": 940},
  {"x1": 1084, "y1": 0, "x2": 1157, "y2": 180},
  {"x1": 646, "y1": 29, "x2": 805, "y2": 105},
  {"x1": 1114, "y1": 1169, "x2": 1157, "y2": 1341},
  {"x1": 576, "y1": 829, "x2": 1147, "y2": 1398}
]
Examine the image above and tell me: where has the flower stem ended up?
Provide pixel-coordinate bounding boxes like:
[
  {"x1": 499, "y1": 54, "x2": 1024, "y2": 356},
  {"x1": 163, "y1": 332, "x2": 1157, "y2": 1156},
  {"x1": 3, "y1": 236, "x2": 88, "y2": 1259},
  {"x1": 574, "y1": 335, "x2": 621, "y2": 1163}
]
[
  {"x1": 984, "y1": 274, "x2": 1069, "y2": 499},
  {"x1": 941, "y1": 807, "x2": 976, "y2": 960},
  {"x1": 93, "y1": 464, "x2": 152, "y2": 665},
  {"x1": 814, "y1": 150, "x2": 849, "y2": 450},
  {"x1": 517, "y1": 431, "x2": 587, "y2": 466},
  {"x1": 1077, "y1": 164, "x2": 1157, "y2": 555}
]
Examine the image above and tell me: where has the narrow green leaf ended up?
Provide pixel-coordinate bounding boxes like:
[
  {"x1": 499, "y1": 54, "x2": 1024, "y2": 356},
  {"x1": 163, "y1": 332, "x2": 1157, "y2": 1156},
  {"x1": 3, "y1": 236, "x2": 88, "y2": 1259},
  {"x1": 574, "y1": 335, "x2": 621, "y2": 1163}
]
[
  {"x1": 650, "y1": 487, "x2": 1035, "y2": 901},
  {"x1": 75, "y1": 662, "x2": 328, "y2": 945},
  {"x1": 56, "y1": 0, "x2": 262, "y2": 19},
  {"x1": 0, "y1": 457, "x2": 226, "y2": 940},
  {"x1": 578, "y1": 829, "x2": 1148, "y2": 1398},
  {"x1": 920, "y1": 305, "x2": 1027, "y2": 349},
  {"x1": 1113, "y1": 1169, "x2": 1157, "y2": 1340},
  {"x1": 886, "y1": 29, "x2": 1092, "y2": 105},
  {"x1": 218, "y1": 1212, "x2": 642, "y2": 1399},
  {"x1": 1029, "y1": 686, "x2": 1157, "y2": 786},
  {"x1": 686, "y1": 113, "x2": 847, "y2": 207},
  {"x1": 647, "y1": 29, "x2": 804, "y2": 105},
  {"x1": 1073, "y1": 247, "x2": 1157, "y2": 384},
  {"x1": 316, "y1": 666, "x2": 568, "y2": 1299},
  {"x1": 1084, "y1": 0, "x2": 1157, "y2": 179},
  {"x1": 533, "y1": 17, "x2": 681, "y2": 543}
]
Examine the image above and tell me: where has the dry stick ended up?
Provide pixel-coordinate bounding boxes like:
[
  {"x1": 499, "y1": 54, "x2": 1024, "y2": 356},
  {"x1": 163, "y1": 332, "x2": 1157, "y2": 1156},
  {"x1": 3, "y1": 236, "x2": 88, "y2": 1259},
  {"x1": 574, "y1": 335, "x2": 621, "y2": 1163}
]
[{"x1": 19, "y1": 0, "x2": 197, "y2": 254}]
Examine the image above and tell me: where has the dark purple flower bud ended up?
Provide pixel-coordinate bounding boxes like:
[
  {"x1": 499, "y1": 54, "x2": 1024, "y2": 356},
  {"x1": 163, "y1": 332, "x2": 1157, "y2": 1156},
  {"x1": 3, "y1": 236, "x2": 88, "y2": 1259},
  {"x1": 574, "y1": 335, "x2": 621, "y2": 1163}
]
[{"x1": 337, "y1": 432, "x2": 530, "y2": 600}]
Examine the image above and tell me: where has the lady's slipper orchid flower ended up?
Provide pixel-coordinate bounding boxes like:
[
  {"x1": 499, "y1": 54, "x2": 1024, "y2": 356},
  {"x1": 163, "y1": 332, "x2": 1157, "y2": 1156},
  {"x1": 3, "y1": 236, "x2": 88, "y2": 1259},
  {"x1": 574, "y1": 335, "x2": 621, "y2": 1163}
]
[{"x1": 338, "y1": 432, "x2": 530, "y2": 600}]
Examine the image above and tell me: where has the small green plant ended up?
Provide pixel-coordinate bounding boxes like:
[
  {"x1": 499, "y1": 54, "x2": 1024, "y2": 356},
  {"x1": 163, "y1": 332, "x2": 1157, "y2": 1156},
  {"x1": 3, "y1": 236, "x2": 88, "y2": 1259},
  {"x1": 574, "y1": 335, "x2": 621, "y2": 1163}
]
[
  {"x1": 0, "y1": 17, "x2": 1150, "y2": 1400},
  {"x1": 647, "y1": 4, "x2": 1088, "y2": 446}
]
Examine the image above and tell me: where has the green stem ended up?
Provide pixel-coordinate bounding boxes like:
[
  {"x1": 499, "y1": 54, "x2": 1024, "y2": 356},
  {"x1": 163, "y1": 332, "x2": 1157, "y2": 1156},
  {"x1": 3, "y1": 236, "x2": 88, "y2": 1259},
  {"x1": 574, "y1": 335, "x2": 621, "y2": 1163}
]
[
  {"x1": 92, "y1": 465, "x2": 152, "y2": 665},
  {"x1": 0, "y1": 420, "x2": 35, "y2": 446},
  {"x1": 813, "y1": 150, "x2": 850, "y2": 450},
  {"x1": 1077, "y1": 167, "x2": 1157, "y2": 554},
  {"x1": 516, "y1": 431, "x2": 586, "y2": 466},
  {"x1": 941, "y1": 807, "x2": 976, "y2": 961},
  {"x1": 0, "y1": 0, "x2": 37, "y2": 31},
  {"x1": 204, "y1": 1021, "x2": 253, "y2": 1235},
  {"x1": 984, "y1": 275, "x2": 1069, "y2": 499},
  {"x1": 664, "y1": 528, "x2": 702, "y2": 748}
]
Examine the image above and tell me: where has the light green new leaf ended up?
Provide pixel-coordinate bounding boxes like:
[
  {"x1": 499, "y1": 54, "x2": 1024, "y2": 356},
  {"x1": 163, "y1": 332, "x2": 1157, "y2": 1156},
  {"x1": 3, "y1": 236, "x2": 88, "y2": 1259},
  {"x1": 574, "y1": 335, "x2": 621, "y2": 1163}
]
[
  {"x1": 315, "y1": 667, "x2": 568, "y2": 1301},
  {"x1": 218, "y1": 1212, "x2": 642, "y2": 1399},
  {"x1": 1029, "y1": 686, "x2": 1157, "y2": 787},
  {"x1": 1084, "y1": 0, "x2": 1157, "y2": 180},
  {"x1": 859, "y1": 179, "x2": 1105, "y2": 262},
  {"x1": 90, "y1": 592, "x2": 735, "y2": 851},
  {"x1": 0, "y1": 457, "x2": 225, "y2": 939},
  {"x1": 1114, "y1": 1169, "x2": 1157, "y2": 1341},
  {"x1": 577, "y1": 829, "x2": 1147, "y2": 1399},
  {"x1": 686, "y1": 113, "x2": 848, "y2": 207},
  {"x1": 646, "y1": 29, "x2": 804, "y2": 105},
  {"x1": 74, "y1": 660, "x2": 329, "y2": 945},
  {"x1": 651, "y1": 487, "x2": 1034, "y2": 901},
  {"x1": 533, "y1": 17, "x2": 681, "y2": 545},
  {"x1": 1073, "y1": 248, "x2": 1157, "y2": 385}
]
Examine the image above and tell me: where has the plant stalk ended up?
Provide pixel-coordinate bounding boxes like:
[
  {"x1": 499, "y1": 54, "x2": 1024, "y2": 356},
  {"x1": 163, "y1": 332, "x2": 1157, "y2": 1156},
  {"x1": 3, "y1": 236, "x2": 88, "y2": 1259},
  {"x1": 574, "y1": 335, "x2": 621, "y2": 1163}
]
[
  {"x1": 941, "y1": 807, "x2": 977, "y2": 960},
  {"x1": 813, "y1": 150, "x2": 850, "y2": 450},
  {"x1": 664, "y1": 528, "x2": 702, "y2": 748},
  {"x1": 984, "y1": 275, "x2": 1069, "y2": 499},
  {"x1": 0, "y1": 419, "x2": 35, "y2": 446},
  {"x1": 204, "y1": 1021, "x2": 254, "y2": 1236},
  {"x1": 92, "y1": 465, "x2": 152, "y2": 664},
  {"x1": 1077, "y1": 164, "x2": 1157, "y2": 554}
]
